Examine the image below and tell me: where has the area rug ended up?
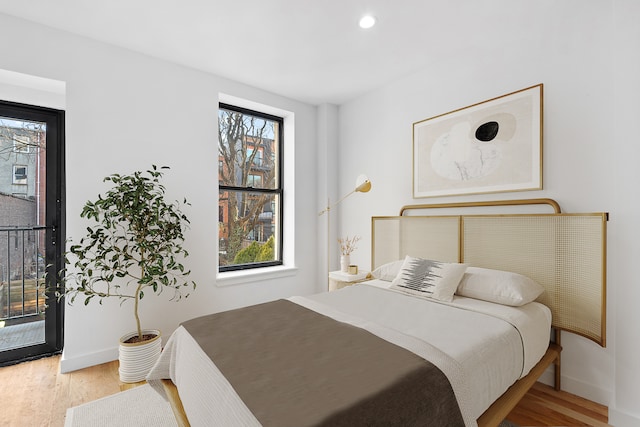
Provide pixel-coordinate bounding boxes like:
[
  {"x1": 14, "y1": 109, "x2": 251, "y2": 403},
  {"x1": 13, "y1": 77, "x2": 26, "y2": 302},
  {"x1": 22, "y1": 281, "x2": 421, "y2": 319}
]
[
  {"x1": 64, "y1": 384, "x2": 178, "y2": 427},
  {"x1": 64, "y1": 383, "x2": 519, "y2": 427}
]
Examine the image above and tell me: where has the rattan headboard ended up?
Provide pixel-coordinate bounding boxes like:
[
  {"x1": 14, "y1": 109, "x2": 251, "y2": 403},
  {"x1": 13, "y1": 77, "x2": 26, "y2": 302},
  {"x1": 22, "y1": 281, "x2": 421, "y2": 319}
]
[{"x1": 371, "y1": 199, "x2": 607, "y2": 347}]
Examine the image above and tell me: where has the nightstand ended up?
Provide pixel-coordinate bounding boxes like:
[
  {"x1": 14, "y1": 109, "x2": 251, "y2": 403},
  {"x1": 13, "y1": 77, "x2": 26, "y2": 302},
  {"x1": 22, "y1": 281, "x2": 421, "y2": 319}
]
[{"x1": 328, "y1": 270, "x2": 370, "y2": 291}]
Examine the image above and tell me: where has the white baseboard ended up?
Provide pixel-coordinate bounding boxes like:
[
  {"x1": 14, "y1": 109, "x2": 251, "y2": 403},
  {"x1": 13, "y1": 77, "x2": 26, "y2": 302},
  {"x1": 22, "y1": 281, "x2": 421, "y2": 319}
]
[
  {"x1": 59, "y1": 346, "x2": 119, "y2": 373},
  {"x1": 538, "y1": 367, "x2": 612, "y2": 407},
  {"x1": 538, "y1": 367, "x2": 555, "y2": 387},
  {"x1": 561, "y1": 374, "x2": 612, "y2": 407},
  {"x1": 609, "y1": 407, "x2": 640, "y2": 427}
]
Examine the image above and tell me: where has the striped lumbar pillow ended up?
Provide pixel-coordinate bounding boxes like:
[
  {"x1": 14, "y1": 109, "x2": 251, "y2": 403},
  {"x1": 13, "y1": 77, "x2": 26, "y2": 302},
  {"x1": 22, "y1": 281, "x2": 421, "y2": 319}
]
[{"x1": 390, "y1": 255, "x2": 467, "y2": 302}]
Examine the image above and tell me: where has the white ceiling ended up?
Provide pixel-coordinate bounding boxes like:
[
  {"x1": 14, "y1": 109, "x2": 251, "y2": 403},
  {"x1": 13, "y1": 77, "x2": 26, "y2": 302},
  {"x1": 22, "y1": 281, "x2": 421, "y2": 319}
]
[{"x1": 0, "y1": 0, "x2": 551, "y2": 105}]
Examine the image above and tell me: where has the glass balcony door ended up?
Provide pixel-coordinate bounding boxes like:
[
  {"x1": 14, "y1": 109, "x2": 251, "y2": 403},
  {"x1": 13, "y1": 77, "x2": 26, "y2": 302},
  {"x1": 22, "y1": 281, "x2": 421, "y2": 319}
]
[{"x1": 0, "y1": 100, "x2": 64, "y2": 365}]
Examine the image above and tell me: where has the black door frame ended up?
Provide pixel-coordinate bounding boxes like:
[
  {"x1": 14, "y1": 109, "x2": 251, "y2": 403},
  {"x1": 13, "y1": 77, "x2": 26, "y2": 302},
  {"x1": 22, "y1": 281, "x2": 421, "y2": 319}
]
[{"x1": 0, "y1": 99, "x2": 65, "y2": 365}]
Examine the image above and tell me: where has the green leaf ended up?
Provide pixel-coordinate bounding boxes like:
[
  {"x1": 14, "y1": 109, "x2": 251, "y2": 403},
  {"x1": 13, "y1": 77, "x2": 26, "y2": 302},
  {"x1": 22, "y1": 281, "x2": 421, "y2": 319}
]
[{"x1": 58, "y1": 165, "x2": 195, "y2": 323}]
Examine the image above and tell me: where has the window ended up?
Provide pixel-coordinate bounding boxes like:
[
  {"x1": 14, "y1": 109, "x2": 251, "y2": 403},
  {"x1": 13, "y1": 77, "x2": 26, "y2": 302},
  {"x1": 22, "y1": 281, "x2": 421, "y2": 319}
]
[
  {"x1": 218, "y1": 103, "x2": 283, "y2": 272},
  {"x1": 248, "y1": 174, "x2": 262, "y2": 187},
  {"x1": 247, "y1": 147, "x2": 263, "y2": 167},
  {"x1": 13, "y1": 165, "x2": 27, "y2": 184},
  {"x1": 13, "y1": 134, "x2": 31, "y2": 153}
]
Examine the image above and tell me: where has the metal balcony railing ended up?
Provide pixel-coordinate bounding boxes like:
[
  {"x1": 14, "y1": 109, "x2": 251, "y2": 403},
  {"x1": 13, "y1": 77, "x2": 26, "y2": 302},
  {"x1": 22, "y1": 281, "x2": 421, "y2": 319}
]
[{"x1": 0, "y1": 226, "x2": 47, "y2": 322}]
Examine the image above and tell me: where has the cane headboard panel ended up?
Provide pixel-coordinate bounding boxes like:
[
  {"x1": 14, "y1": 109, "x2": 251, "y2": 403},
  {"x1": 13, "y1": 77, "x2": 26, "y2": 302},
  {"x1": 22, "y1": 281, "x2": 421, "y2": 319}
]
[{"x1": 371, "y1": 199, "x2": 607, "y2": 347}]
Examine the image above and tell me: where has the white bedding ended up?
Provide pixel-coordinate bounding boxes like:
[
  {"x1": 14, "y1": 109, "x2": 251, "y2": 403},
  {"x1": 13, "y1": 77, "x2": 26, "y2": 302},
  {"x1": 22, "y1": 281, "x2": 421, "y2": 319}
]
[
  {"x1": 300, "y1": 281, "x2": 551, "y2": 421},
  {"x1": 147, "y1": 281, "x2": 551, "y2": 427}
]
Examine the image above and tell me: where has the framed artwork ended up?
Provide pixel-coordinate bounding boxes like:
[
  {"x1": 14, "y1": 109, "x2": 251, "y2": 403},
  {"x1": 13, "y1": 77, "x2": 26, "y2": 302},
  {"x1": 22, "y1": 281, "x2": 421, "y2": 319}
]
[{"x1": 413, "y1": 84, "x2": 543, "y2": 198}]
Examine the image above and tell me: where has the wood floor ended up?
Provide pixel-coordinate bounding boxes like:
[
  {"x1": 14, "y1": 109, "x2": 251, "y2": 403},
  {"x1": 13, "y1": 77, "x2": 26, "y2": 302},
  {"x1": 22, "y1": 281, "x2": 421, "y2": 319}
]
[{"x1": 0, "y1": 354, "x2": 610, "y2": 427}]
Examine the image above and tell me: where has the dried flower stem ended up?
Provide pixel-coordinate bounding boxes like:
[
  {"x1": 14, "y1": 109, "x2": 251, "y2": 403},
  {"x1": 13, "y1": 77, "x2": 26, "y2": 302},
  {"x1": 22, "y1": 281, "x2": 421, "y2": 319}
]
[{"x1": 338, "y1": 235, "x2": 360, "y2": 256}]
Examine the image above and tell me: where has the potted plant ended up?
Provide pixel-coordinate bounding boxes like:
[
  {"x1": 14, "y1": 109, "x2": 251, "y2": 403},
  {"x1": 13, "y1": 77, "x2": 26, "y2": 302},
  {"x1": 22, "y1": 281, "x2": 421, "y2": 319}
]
[{"x1": 58, "y1": 165, "x2": 196, "y2": 383}]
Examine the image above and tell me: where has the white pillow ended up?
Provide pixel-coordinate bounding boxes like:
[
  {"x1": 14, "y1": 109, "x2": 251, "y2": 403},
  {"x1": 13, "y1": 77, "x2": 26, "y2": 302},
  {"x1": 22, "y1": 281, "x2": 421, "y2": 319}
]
[
  {"x1": 456, "y1": 267, "x2": 544, "y2": 306},
  {"x1": 370, "y1": 260, "x2": 404, "y2": 281},
  {"x1": 390, "y1": 256, "x2": 468, "y2": 302}
]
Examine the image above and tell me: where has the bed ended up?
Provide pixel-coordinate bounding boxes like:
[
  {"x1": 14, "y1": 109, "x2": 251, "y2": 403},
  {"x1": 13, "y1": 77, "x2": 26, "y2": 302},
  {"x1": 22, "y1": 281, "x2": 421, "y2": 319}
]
[{"x1": 147, "y1": 198, "x2": 607, "y2": 427}]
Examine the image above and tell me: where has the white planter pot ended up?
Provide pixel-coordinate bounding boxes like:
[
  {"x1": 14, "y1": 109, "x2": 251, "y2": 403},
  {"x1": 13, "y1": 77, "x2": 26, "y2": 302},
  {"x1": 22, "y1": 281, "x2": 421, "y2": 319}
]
[{"x1": 118, "y1": 329, "x2": 161, "y2": 383}]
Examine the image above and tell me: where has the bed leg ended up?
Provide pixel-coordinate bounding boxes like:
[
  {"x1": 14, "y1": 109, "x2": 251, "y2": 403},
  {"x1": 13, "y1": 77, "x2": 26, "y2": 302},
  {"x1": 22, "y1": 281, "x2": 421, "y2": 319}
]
[{"x1": 554, "y1": 329, "x2": 562, "y2": 391}]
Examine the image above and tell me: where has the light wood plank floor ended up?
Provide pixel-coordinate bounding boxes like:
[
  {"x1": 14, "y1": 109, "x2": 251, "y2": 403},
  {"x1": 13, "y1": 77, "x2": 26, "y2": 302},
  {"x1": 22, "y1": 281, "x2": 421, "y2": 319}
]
[{"x1": 0, "y1": 354, "x2": 610, "y2": 427}]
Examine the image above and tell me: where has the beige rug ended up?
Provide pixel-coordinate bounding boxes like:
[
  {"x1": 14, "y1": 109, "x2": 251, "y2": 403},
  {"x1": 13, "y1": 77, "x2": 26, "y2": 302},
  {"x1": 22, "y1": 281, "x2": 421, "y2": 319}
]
[
  {"x1": 64, "y1": 383, "x2": 518, "y2": 427},
  {"x1": 64, "y1": 384, "x2": 178, "y2": 427}
]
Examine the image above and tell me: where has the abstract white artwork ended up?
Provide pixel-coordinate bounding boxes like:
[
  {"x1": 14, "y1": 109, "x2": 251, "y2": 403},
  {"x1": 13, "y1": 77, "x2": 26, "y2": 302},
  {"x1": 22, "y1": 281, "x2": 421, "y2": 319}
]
[{"x1": 413, "y1": 84, "x2": 542, "y2": 198}]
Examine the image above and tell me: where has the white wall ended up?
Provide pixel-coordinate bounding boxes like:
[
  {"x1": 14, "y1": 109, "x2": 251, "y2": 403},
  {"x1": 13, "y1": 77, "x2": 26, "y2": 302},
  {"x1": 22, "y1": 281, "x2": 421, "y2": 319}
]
[
  {"x1": 0, "y1": 13, "x2": 321, "y2": 372},
  {"x1": 316, "y1": 104, "x2": 340, "y2": 288},
  {"x1": 335, "y1": 1, "x2": 640, "y2": 425},
  {"x1": 610, "y1": 1, "x2": 640, "y2": 425}
]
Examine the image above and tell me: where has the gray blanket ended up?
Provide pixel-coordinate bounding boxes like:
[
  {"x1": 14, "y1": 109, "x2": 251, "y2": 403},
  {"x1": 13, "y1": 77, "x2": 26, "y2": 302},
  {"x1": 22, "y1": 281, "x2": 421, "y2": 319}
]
[{"x1": 181, "y1": 299, "x2": 464, "y2": 427}]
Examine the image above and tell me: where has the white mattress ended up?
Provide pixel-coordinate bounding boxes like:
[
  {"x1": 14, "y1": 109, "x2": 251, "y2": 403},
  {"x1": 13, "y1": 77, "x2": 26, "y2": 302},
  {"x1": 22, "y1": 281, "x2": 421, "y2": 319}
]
[
  {"x1": 299, "y1": 281, "x2": 552, "y2": 421},
  {"x1": 147, "y1": 281, "x2": 551, "y2": 427}
]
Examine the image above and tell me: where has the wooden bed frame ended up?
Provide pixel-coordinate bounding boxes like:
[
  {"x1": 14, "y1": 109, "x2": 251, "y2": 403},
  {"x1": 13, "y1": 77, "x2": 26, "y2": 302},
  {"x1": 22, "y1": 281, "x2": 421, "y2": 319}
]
[
  {"x1": 477, "y1": 342, "x2": 561, "y2": 426},
  {"x1": 161, "y1": 198, "x2": 607, "y2": 427}
]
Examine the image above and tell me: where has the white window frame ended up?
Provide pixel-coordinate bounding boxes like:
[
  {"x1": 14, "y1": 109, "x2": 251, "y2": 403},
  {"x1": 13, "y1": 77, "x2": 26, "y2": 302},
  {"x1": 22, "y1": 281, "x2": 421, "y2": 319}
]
[
  {"x1": 13, "y1": 164, "x2": 27, "y2": 184},
  {"x1": 13, "y1": 134, "x2": 31, "y2": 153}
]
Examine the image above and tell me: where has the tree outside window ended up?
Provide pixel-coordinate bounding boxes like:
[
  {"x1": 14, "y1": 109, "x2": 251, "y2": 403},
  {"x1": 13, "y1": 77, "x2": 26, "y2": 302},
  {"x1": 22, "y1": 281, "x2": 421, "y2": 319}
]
[{"x1": 218, "y1": 104, "x2": 283, "y2": 271}]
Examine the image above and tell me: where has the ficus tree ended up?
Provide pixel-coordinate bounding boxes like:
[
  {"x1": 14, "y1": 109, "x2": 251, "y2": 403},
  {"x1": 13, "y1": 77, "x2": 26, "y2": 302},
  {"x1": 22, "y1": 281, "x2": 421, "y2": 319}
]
[{"x1": 58, "y1": 165, "x2": 196, "y2": 341}]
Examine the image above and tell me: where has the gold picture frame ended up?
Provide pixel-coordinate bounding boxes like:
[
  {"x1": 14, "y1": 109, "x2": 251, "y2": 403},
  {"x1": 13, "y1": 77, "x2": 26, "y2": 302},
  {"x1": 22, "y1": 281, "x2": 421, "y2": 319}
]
[{"x1": 413, "y1": 84, "x2": 543, "y2": 198}]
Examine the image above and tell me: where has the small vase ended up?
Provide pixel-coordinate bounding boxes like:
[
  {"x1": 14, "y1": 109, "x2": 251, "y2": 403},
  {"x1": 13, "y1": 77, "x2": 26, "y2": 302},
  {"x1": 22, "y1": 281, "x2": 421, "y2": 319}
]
[{"x1": 340, "y1": 255, "x2": 350, "y2": 273}]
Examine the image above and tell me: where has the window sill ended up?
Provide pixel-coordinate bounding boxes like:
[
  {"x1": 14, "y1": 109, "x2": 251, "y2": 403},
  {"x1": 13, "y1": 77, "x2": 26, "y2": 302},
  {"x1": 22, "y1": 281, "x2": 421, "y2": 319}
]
[{"x1": 216, "y1": 265, "x2": 298, "y2": 287}]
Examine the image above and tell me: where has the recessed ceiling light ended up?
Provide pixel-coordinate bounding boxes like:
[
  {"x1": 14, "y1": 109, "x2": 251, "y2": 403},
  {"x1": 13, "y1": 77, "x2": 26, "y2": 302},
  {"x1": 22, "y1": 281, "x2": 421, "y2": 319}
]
[{"x1": 359, "y1": 15, "x2": 376, "y2": 29}]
